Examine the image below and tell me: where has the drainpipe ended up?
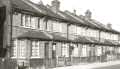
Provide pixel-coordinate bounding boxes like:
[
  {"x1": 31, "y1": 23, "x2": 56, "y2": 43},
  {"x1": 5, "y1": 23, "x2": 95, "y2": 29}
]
[
  {"x1": 67, "y1": 23, "x2": 72, "y2": 64},
  {"x1": 99, "y1": 30, "x2": 103, "y2": 62}
]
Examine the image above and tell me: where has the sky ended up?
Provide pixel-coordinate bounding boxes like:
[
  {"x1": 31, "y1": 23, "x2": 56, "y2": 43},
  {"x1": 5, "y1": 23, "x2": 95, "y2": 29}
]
[{"x1": 31, "y1": 0, "x2": 120, "y2": 31}]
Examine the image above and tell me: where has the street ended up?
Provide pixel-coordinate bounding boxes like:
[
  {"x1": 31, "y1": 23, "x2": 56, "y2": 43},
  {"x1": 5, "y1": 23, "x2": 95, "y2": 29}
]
[
  {"x1": 93, "y1": 64, "x2": 120, "y2": 69},
  {"x1": 53, "y1": 60, "x2": 120, "y2": 69}
]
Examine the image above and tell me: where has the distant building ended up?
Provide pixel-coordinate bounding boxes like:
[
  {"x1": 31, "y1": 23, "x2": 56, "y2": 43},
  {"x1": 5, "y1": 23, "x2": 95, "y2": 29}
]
[{"x1": 0, "y1": 0, "x2": 120, "y2": 69}]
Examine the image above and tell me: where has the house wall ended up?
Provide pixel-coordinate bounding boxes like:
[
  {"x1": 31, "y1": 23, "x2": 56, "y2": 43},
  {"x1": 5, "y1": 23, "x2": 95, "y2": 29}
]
[{"x1": 10, "y1": 8, "x2": 120, "y2": 69}]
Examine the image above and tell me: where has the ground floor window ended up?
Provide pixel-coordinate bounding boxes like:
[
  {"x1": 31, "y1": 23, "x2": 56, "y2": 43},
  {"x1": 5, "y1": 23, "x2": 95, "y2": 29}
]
[
  {"x1": 12, "y1": 39, "x2": 17, "y2": 58},
  {"x1": 61, "y1": 43, "x2": 69, "y2": 57},
  {"x1": 12, "y1": 39, "x2": 27, "y2": 58},
  {"x1": 95, "y1": 46, "x2": 102, "y2": 56},
  {"x1": 12, "y1": 39, "x2": 46, "y2": 58},
  {"x1": 31, "y1": 41, "x2": 40, "y2": 58}
]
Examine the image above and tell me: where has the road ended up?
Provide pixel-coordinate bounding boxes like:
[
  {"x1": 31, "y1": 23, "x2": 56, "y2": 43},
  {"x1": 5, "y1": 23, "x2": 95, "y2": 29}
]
[
  {"x1": 53, "y1": 60, "x2": 120, "y2": 69},
  {"x1": 93, "y1": 64, "x2": 120, "y2": 69}
]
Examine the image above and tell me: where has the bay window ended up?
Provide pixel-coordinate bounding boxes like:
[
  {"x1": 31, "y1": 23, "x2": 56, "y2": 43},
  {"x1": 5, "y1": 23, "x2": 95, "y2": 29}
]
[
  {"x1": 81, "y1": 45, "x2": 89, "y2": 57},
  {"x1": 61, "y1": 43, "x2": 69, "y2": 57},
  {"x1": 12, "y1": 40, "x2": 17, "y2": 58},
  {"x1": 31, "y1": 41, "x2": 40, "y2": 57},
  {"x1": 12, "y1": 39, "x2": 27, "y2": 58},
  {"x1": 81, "y1": 45, "x2": 87, "y2": 57},
  {"x1": 31, "y1": 41, "x2": 45, "y2": 58},
  {"x1": 72, "y1": 44, "x2": 79, "y2": 57},
  {"x1": 96, "y1": 46, "x2": 102, "y2": 56},
  {"x1": 19, "y1": 40, "x2": 27, "y2": 58}
]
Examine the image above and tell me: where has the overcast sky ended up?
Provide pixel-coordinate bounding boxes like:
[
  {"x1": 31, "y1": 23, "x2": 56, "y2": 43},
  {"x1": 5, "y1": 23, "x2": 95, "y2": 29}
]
[{"x1": 31, "y1": 0, "x2": 120, "y2": 31}]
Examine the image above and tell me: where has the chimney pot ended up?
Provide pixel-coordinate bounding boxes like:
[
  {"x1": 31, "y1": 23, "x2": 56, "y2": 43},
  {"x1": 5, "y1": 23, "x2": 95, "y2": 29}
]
[
  {"x1": 73, "y1": 9, "x2": 76, "y2": 15},
  {"x1": 51, "y1": 0, "x2": 60, "y2": 12},
  {"x1": 38, "y1": 0, "x2": 43, "y2": 5},
  {"x1": 107, "y1": 23, "x2": 112, "y2": 29},
  {"x1": 85, "y1": 9, "x2": 92, "y2": 19}
]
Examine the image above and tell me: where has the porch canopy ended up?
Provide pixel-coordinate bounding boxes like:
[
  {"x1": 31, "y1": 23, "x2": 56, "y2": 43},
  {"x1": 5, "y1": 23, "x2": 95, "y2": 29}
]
[
  {"x1": 72, "y1": 36, "x2": 120, "y2": 46},
  {"x1": 17, "y1": 31, "x2": 120, "y2": 46},
  {"x1": 17, "y1": 31, "x2": 68, "y2": 42},
  {"x1": 73, "y1": 36, "x2": 100, "y2": 44},
  {"x1": 17, "y1": 31, "x2": 51, "y2": 40},
  {"x1": 51, "y1": 33, "x2": 68, "y2": 42},
  {"x1": 103, "y1": 39, "x2": 120, "y2": 46}
]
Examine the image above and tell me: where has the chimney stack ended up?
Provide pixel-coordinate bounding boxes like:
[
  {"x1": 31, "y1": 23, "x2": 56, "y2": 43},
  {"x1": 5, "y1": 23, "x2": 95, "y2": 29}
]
[
  {"x1": 85, "y1": 9, "x2": 92, "y2": 19},
  {"x1": 51, "y1": 0, "x2": 60, "y2": 12},
  {"x1": 38, "y1": 0, "x2": 43, "y2": 5},
  {"x1": 107, "y1": 23, "x2": 112, "y2": 29},
  {"x1": 73, "y1": 9, "x2": 76, "y2": 15}
]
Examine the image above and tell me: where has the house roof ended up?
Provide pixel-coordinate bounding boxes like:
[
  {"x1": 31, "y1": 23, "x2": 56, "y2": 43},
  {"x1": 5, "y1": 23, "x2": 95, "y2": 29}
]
[
  {"x1": 64, "y1": 11, "x2": 98, "y2": 29},
  {"x1": 27, "y1": 1, "x2": 64, "y2": 19},
  {"x1": 10, "y1": 0, "x2": 120, "y2": 34},
  {"x1": 11, "y1": 0, "x2": 42, "y2": 15},
  {"x1": 64, "y1": 10, "x2": 120, "y2": 34},
  {"x1": 58, "y1": 11, "x2": 87, "y2": 26},
  {"x1": 90, "y1": 19, "x2": 120, "y2": 34}
]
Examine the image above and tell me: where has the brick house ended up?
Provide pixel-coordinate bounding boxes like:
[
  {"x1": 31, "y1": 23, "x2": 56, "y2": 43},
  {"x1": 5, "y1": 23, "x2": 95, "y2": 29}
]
[{"x1": 0, "y1": 0, "x2": 120, "y2": 69}]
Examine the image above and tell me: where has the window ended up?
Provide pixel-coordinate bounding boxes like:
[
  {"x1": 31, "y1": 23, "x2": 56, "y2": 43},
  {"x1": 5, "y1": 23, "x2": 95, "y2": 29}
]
[
  {"x1": 72, "y1": 44, "x2": 79, "y2": 57},
  {"x1": 19, "y1": 40, "x2": 26, "y2": 58},
  {"x1": 96, "y1": 46, "x2": 102, "y2": 56},
  {"x1": 25, "y1": 15, "x2": 31, "y2": 28},
  {"x1": 81, "y1": 45, "x2": 88, "y2": 57},
  {"x1": 12, "y1": 39, "x2": 26, "y2": 58},
  {"x1": 39, "y1": 18, "x2": 44, "y2": 30},
  {"x1": 13, "y1": 12, "x2": 21, "y2": 26},
  {"x1": 47, "y1": 20, "x2": 53, "y2": 32},
  {"x1": 61, "y1": 23, "x2": 67, "y2": 34},
  {"x1": 69, "y1": 25, "x2": 77, "y2": 35},
  {"x1": 31, "y1": 17, "x2": 36, "y2": 29},
  {"x1": 21, "y1": 14, "x2": 25, "y2": 27},
  {"x1": 53, "y1": 22, "x2": 59, "y2": 32},
  {"x1": 31, "y1": 41, "x2": 40, "y2": 57},
  {"x1": 35, "y1": 17, "x2": 38, "y2": 29},
  {"x1": 39, "y1": 41, "x2": 45, "y2": 58},
  {"x1": 38, "y1": 18, "x2": 40, "y2": 29},
  {"x1": 76, "y1": 27, "x2": 81, "y2": 35},
  {"x1": 61, "y1": 43, "x2": 69, "y2": 57},
  {"x1": 12, "y1": 40, "x2": 17, "y2": 58},
  {"x1": 21, "y1": 14, "x2": 39, "y2": 29}
]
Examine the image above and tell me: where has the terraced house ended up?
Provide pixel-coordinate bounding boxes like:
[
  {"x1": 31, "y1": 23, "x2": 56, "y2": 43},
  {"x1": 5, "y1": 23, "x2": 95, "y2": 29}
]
[{"x1": 0, "y1": 0, "x2": 120, "y2": 69}]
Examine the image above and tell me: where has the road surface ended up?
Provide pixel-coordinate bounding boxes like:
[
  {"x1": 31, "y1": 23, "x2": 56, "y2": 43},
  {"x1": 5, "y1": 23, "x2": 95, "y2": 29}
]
[{"x1": 93, "y1": 64, "x2": 120, "y2": 69}]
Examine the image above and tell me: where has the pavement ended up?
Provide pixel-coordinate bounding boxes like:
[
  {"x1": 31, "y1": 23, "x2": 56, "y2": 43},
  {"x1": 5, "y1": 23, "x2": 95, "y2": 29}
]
[{"x1": 52, "y1": 60, "x2": 120, "y2": 69}]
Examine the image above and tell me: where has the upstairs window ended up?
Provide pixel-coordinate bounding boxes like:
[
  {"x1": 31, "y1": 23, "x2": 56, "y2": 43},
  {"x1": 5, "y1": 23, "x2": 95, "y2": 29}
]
[
  {"x1": 21, "y1": 14, "x2": 25, "y2": 27},
  {"x1": 31, "y1": 17, "x2": 36, "y2": 29},
  {"x1": 25, "y1": 15, "x2": 31, "y2": 28},
  {"x1": 21, "y1": 14, "x2": 39, "y2": 29}
]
